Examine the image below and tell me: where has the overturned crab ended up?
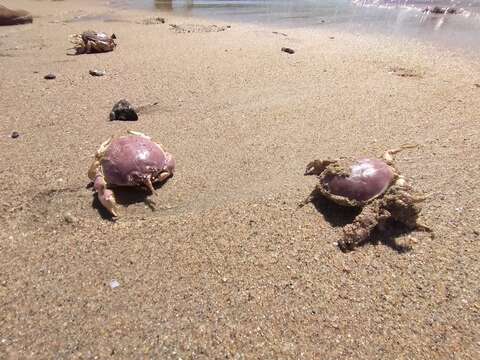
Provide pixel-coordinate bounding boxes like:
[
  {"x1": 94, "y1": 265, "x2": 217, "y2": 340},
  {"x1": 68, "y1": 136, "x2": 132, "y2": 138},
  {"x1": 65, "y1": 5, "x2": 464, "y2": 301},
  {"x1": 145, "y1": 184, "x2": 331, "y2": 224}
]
[
  {"x1": 304, "y1": 146, "x2": 430, "y2": 252},
  {"x1": 88, "y1": 131, "x2": 175, "y2": 216},
  {"x1": 70, "y1": 30, "x2": 116, "y2": 54}
]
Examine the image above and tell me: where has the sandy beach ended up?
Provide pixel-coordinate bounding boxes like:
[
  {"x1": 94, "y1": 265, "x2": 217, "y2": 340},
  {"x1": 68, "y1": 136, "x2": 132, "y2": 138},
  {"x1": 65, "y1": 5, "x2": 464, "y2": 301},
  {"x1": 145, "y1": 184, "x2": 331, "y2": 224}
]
[{"x1": 1, "y1": 0, "x2": 479, "y2": 358}]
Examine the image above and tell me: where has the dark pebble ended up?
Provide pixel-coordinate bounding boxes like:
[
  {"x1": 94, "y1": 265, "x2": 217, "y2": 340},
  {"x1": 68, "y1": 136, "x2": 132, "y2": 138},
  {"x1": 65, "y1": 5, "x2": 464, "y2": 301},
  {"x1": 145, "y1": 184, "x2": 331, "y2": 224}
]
[
  {"x1": 44, "y1": 73, "x2": 56, "y2": 80},
  {"x1": 109, "y1": 99, "x2": 138, "y2": 121},
  {"x1": 10, "y1": 131, "x2": 20, "y2": 139},
  {"x1": 89, "y1": 69, "x2": 106, "y2": 77},
  {"x1": 281, "y1": 47, "x2": 295, "y2": 54}
]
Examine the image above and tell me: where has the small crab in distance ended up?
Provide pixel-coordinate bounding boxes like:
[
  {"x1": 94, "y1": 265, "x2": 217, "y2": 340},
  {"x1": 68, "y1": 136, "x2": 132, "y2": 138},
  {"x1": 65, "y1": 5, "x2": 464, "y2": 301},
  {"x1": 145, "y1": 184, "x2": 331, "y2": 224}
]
[
  {"x1": 88, "y1": 130, "x2": 175, "y2": 217},
  {"x1": 69, "y1": 30, "x2": 116, "y2": 54},
  {"x1": 303, "y1": 145, "x2": 431, "y2": 252}
]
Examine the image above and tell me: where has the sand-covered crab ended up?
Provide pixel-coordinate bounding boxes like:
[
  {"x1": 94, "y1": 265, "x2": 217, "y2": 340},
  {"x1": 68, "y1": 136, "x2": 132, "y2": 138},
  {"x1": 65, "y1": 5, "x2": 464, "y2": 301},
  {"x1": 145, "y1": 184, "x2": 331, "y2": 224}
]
[
  {"x1": 88, "y1": 131, "x2": 175, "y2": 216},
  {"x1": 304, "y1": 146, "x2": 431, "y2": 251},
  {"x1": 69, "y1": 30, "x2": 116, "y2": 54}
]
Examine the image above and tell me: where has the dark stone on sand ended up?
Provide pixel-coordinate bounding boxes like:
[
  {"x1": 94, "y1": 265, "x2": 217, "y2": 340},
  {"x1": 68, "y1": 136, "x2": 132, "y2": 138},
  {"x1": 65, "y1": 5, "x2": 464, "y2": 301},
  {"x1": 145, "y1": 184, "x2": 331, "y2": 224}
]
[
  {"x1": 10, "y1": 131, "x2": 19, "y2": 139},
  {"x1": 110, "y1": 100, "x2": 138, "y2": 121},
  {"x1": 44, "y1": 73, "x2": 56, "y2": 80},
  {"x1": 281, "y1": 47, "x2": 295, "y2": 54},
  {"x1": 0, "y1": 5, "x2": 33, "y2": 26}
]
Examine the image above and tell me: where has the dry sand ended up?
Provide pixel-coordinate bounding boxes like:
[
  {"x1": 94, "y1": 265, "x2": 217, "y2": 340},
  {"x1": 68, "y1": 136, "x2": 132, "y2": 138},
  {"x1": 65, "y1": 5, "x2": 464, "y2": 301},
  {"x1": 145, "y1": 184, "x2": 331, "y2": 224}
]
[{"x1": 1, "y1": 0, "x2": 480, "y2": 358}]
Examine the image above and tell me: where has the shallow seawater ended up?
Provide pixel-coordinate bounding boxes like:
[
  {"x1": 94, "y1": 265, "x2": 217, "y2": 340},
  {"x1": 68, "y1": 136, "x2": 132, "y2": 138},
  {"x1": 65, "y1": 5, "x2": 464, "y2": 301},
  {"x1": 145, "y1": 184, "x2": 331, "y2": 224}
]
[{"x1": 111, "y1": 0, "x2": 480, "y2": 51}]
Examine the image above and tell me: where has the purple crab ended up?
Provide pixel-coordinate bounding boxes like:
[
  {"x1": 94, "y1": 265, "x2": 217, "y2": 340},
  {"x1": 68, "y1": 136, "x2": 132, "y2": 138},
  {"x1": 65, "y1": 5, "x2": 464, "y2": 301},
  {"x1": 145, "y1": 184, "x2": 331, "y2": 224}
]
[
  {"x1": 88, "y1": 131, "x2": 175, "y2": 216},
  {"x1": 304, "y1": 146, "x2": 431, "y2": 251}
]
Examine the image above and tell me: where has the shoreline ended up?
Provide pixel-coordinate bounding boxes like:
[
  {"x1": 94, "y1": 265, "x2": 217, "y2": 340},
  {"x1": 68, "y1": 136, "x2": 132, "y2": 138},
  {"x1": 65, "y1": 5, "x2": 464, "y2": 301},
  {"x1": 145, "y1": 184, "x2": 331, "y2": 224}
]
[
  {"x1": 110, "y1": 0, "x2": 480, "y2": 54},
  {"x1": 1, "y1": 0, "x2": 480, "y2": 358}
]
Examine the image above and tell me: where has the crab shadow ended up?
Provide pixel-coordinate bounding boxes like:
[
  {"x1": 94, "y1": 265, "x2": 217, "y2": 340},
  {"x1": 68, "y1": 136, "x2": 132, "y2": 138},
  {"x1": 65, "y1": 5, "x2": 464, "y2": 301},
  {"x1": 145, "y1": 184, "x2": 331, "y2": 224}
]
[
  {"x1": 308, "y1": 194, "x2": 415, "y2": 253},
  {"x1": 89, "y1": 181, "x2": 168, "y2": 220},
  {"x1": 309, "y1": 195, "x2": 360, "y2": 227},
  {"x1": 364, "y1": 220, "x2": 416, "y2": 253}
]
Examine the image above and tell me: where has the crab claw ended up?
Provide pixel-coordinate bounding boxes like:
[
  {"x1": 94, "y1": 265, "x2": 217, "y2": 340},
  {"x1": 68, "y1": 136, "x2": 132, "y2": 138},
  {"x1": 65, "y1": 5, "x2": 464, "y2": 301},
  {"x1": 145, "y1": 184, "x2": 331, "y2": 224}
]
[{"x1": 94, "y1": 176, "x2": 118, "y2": 217}]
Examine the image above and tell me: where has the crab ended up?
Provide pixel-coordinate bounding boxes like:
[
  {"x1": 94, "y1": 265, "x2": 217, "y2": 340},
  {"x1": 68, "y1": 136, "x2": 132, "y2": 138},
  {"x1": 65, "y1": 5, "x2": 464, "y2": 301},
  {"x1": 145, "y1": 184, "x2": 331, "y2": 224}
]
[
  {"x1": 69, "y1": 30, "x2": 116, "y2": 54},
  {"x1": 304, "y1": 146, "x2": 431, "y2": 252},
  {"x1": 88, "y1": 130, "x2": 175, "y2": 216}
]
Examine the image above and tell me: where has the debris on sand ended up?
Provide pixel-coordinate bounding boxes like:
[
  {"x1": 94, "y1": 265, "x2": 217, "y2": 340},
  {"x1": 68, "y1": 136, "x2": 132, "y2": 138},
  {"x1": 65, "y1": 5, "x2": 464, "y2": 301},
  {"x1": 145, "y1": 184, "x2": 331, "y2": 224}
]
[
  {"x1": 388, "y1": 66, "x2": 423, "y2": 78},
  {"x1": 423, "y1": 6, "x2": 460, "y2": 15},
  {"x1": 44, "y1": 73, "x2": 56, "y2": 80},
  {"x1": 10, "y1": 131, "x2": 20, "y2": 139},
  {"x1": 109, "y1": 279, "x2": 120, "y2": 289},
  {"x1": 140, "y1": 17, "x2": 165, "y2": 25},
  {"x1": 109, "y1": 100, "x2": 138, "y2": 121},
  {"x1": 304, "y1": 146, "x2": 431, "y2": 252},
  {"x1": 169, "y1": 24, "x2": 230, "y2": 33},
  {"x1": 63, "y1": 212, "x2": 76, "y2": 224}
]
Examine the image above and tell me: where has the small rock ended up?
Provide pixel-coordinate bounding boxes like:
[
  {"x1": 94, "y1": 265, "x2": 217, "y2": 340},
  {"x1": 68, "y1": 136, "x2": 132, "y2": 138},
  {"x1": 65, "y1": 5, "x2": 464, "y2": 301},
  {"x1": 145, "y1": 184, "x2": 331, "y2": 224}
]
[
  {"x1": 474, "y1": 83, "x2": 480, "y2": 88},
  {"x1": 44, "y1": 73, "x2": 56, "y2": 80},
  {"x1": 281, "y1": 47, "x2": 295, "y2": 54},
  {"x1": 329, "y1": 36, "x2": 335, "y2": 39},
  {"x1": 63, "y1": 212, "x2": 76, "y2": 224},
  {"x1": 10, "y1": 131, "x2": 19, "y2": 139},
  {"x1": 109, "y1": 279, "x2": 120, "y2": 289},
  {"x1": 89, "y1": 69, "x2": 106, "y2": 77},
  {"x1": 109, "y1": 99, "x2": 138, "y2": 121}
]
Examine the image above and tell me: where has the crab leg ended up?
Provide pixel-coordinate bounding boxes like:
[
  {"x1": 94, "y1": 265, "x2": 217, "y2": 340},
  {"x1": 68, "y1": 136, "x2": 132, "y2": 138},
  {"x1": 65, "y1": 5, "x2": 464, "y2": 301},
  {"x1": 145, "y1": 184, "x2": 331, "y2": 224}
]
[
  {"x1": 304, "y1": 159, "x2": 337, "y2": 176},
  {"x1": 143, "y1": 177, "x2": 156, "y2": 195},
  {"x1": 94, "y1": 175, "x2": 118, "y2": 217},
  {"x1": 89, "y1": 136, "x2": 118, "y2": 216},
  {"x1": 127, "y1": 130, "x2": 151, "y2": 139},
  {"x1": 339, "y1": 202, "x2": 390, "y2": 252},
  {"x1": 383, "y1": 144, "x2": 418, "y2": 164}
]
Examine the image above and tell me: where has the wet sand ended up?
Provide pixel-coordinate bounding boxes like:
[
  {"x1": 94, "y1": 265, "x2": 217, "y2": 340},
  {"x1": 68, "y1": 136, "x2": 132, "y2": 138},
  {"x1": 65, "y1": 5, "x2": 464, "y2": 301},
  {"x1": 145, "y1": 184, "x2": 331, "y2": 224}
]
[{"x1": 1, "y1": 0, "x2": 480, "y2": 358}]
